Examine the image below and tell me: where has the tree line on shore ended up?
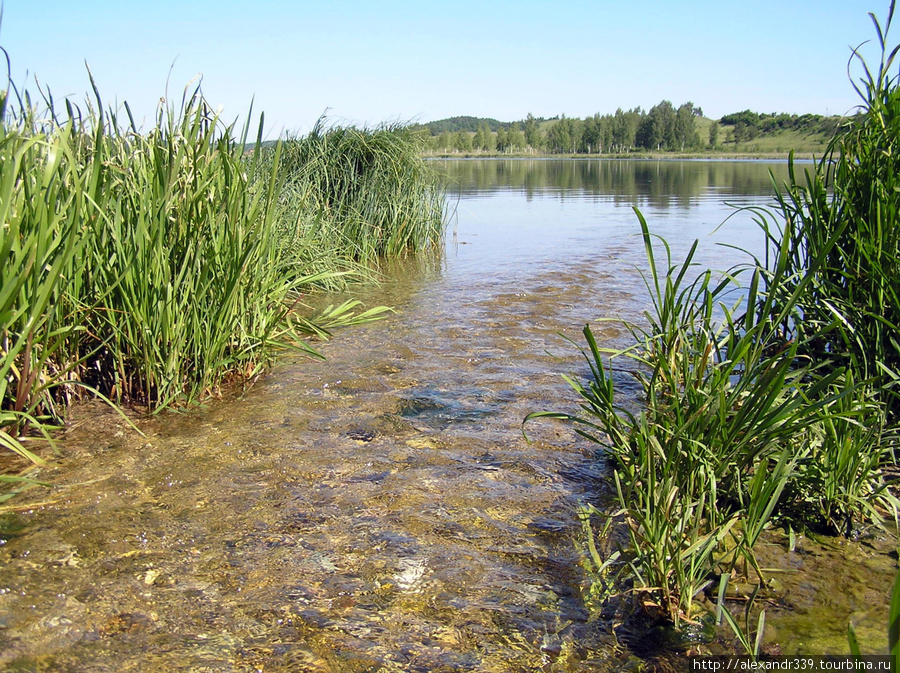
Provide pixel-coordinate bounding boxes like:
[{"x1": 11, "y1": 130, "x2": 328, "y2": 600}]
[{"x1": 412, "y1": 102, "x2": 845, "y2": 154}]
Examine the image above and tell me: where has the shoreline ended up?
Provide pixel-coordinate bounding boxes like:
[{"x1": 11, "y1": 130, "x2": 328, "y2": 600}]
[{"x1": 423, "y1": 150, "x2": 824, "y2": 161}]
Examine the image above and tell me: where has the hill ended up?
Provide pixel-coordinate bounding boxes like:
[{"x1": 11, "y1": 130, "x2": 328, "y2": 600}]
[{"x1": 409, "y1": 115, "x2": 553, "y2": 135}]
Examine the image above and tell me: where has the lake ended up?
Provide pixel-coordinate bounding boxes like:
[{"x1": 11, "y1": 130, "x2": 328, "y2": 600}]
[{"x1": 0, "y1": 158, "x2": 890, "y2": 671}]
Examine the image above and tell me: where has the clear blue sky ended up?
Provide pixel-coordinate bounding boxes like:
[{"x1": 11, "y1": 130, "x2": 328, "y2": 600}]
[{"x1": 0, "y1": 1, "x2": 889, "y2": 136}]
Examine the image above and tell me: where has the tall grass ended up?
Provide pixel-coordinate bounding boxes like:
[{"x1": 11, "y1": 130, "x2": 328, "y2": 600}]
[
  {"x1": 760, "y1": 4, "x2": 900, "y2": 420},
  {"x1": 66, "y1": 87, "x2": 314, "y2": 409},
  {"x1": 0, "y1": 80, "x2": 330, "y2": 416},
  {"x1": 0, "y1": 69, "x2": 447, "y2": 470},
  {"x1": 0, "y1": 90, "x2": 85, "y2": 462},
  {"x1": 527, "y1": 213, "x2": 873, "y2": 625},
  {"x1": 755, "y1": 1, "x2": 900, "y2": 534},
  {"x1": 527, "y1": 1, "x2": 900, "y2": 638},
  {"x1": 275, "y1": 119, "x2": 446, "y2": 264}
]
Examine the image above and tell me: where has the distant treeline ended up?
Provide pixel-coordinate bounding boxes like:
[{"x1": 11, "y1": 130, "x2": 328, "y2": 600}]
[{"x1": 411, "y1": 102, "x2": 847, "y2": 154}]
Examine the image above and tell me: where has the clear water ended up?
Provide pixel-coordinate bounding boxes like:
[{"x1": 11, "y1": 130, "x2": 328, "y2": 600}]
[{"x1": 0, "y1": 159, "x2": 891, "y2": 672}]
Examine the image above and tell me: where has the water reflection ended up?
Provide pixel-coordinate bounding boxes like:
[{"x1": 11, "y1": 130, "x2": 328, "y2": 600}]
[
  {"x1": 432, "y1": 158, "x2": 797, "y2": 209},
  {"x1": 439, "y1": 159, "x2": 785, "y2": 284}
]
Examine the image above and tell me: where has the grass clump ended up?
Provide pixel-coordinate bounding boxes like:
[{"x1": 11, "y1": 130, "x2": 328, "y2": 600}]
[
  {"x1": 68, "y1": 88, "x2": 308, "y2": 410},
  {"x1": 0, "y1": 68, "x2": 446, "y2": 472},
  {"x1": 529, "y1": 215, "x2": 880, "y2": 626},
  {"x1": 762, "y1": 5, "x2": 900, "y2": 419},
  {"x1": 0, "y1": 91, "x2": 86, "y2": 461},
  {"x1": 274, "y1": 118, "x2": 446, "y2": 266},
  {"x1": 0, "y1": 80, "x2": 320, "y2": 420},
  {"x1": 526, "y1": 0, "x2": 900, "y2": 647}
]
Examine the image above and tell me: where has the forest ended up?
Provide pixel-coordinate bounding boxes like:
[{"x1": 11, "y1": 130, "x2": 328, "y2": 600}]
[{"x1": 411, "y1": 102, "x2": 846, "y2": 155}]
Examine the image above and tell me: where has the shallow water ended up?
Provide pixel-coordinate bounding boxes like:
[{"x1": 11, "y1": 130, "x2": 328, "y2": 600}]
[{"x1": 0, "y1": 159, "x2": 893, "y2": 671}]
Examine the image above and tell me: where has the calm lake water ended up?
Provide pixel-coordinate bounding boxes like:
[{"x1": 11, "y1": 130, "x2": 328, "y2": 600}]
[
  {"x1": 438, "y1": 158, "x2": 790, "y2": 285},
  {"x1": 0, "y1": 159, "x2": 892, "y2": 671}
]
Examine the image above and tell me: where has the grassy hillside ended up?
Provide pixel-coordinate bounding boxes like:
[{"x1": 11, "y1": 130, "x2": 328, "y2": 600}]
[{"x1": 697, "y1": 116, "x2": 834, "y2": 155}]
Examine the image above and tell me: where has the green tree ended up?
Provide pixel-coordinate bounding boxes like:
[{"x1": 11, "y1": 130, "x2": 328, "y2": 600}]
[
  {"x1": 547, "y1": 115, "x2": 582, "y2": 153},
  {"x1": 524, "y1": 112, "x2": 542, "y2": 150},
  {"x1": 674, "y1": 102, "x2": 701, "y2": 151},
  {"x1": 611, "y1": 108, "x2": 640, "y2": 152},
  {"x1": 453, "y1": 131, "x2": 472, "y2": 152},
  {"x1": 479, "y1": 122, "x2": 495, "y2": 151},
  {"x1": 637, "y1": 100, "x2": 676, "y2": 150},
  {"x1": 496, "y1": 127, "x2": 509, "y2": 153},
  {"x1": 708, "y1": 122, "x2": 719, "y2": 148},
  {"x1": 582, "y1": 113, "x2": 605, "y2": 153},
  {"x1": 507, "y1": 122, "x2": 526, "y2": 152},
  {"x1": 473, "y1": 125, "x2": 486, "y2": 151}
]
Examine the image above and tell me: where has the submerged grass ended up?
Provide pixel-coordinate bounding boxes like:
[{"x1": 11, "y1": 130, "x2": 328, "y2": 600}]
[
  {"x1": 0, "y1": 68, "x2": 447, "y2": 471},
  {"x1": 527, "y1": 0, "x2": 900, "y2": 649}
]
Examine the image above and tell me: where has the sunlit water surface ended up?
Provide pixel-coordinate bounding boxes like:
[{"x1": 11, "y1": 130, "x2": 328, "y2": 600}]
[{"x1": 0, "y1": 159, "x2": 893, "y2": 672}]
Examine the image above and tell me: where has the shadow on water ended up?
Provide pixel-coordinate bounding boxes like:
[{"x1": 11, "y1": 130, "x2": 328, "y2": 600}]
[{"x1": 0, "y1": 159, "x2": 892, "y2": 671}]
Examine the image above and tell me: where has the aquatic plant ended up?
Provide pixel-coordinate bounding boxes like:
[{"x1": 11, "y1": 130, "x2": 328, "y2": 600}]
[
  {"x1": 527, "y1": 0, "x2": 900, "y2": 639},
  {"x1": 0, "y1": 89, "x2": 86, "y2": 461},
  {"x1": 752, "y1": 0, "x2": 900, "y2": 535},
  {"x1": 0, "y1": 67, "x2": 445, "y2": 470},
  {"x1": 61, "y1": 86, "x2": 315, "y2": 409},
  {"x1": 275, "y1": 118, "x2": 446, "y2": 265},
  {"x1": 527, "y1": 212, "x2": 859, "y2": 625},
  {"x1": 760, "y1": 1, "x2": 900, "y2": 419}
]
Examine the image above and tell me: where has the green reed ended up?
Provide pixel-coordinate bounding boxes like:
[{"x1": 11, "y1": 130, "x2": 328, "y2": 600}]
[
  {"x1": 761, "y1": 2, "x2": 900, "y2": 419},
  {"x1": 0, "y1": 95, "x2": 85, "y2": 461},
  {"x1": 527, "y1": 2, "x2": 900, "y2": 632},
  {"x1": 527, "y1": 211, "x2": 860, "y2": 625},
  {"x1": 528, "y1": 210, "x2": 896, "y2": 629},
  {"x1": 1, "y1": 72, "x2": 446, "y2": 469},
  {"x1": 753, "y1": 0, "x2": 900, "y2": 534},
  {"x1": 275, "y1": 118, "x2": 446, "y2": 264}
]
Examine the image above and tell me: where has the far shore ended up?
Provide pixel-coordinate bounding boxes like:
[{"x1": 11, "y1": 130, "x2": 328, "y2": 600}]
[{"x1": 423, "y1": 150, "x2": 825, "y2": 161}]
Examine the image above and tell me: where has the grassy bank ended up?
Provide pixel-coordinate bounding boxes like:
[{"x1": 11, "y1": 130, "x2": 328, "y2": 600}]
[
  {"x1": 0, "y1": 76, "x2": 446, "y2": 478},
  {"x1": 527, "y1": 1, "x2": 900, "y2": 654}
]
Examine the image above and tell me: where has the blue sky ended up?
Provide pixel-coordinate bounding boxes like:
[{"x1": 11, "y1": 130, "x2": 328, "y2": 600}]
[{"x1": 0, "y1": 1, "x2": 888, "y2": 136}]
